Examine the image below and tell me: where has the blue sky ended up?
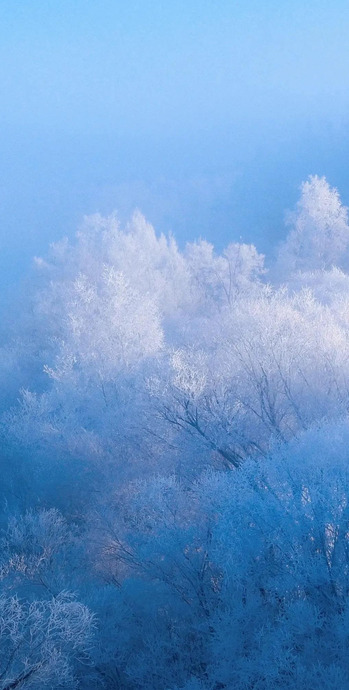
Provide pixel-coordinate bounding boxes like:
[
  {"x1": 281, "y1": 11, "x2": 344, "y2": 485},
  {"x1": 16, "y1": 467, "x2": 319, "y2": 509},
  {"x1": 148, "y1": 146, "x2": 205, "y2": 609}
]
[{"x1": 1, "y1": 0, "x2": 349, "y2": 295}]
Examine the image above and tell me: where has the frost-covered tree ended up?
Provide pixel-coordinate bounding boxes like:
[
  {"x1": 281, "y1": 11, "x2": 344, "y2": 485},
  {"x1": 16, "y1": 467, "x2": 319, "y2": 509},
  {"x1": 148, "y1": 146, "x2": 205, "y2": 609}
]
[
  {"x1": 2, "y1": 176, "x2": 349, "y2": 688},
  {"x1": 277, "y1": 175, "x2": 349, "y2": 275},
  {"x1": 0, "y1": 593, "x2": 93, "y2": 690},
  {"x1": 0, "y1": 510, "x2": 94, "y2": 689},
  {"x1": 4, "y1": 187, "x2": 349, "y2": 487},
  {"x1": 0, "y1": 213, "x2": 268, "y2": 486},
  {"x1": 0, "y1": 509, "x2": 81, "y2": 596},
  {"x1": 156, "y1": 285, "x2": 349, "y2": 471},
  {"x1": 89, "y1": 421, "x2": 349, "y2": 689}
]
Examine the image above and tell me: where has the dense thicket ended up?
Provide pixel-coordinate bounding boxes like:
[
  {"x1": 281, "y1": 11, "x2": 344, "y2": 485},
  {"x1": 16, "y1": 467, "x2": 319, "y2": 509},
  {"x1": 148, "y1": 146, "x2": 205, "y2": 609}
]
[{"x1": 1, "y1": 175, "x2": 349, "y2": 688}]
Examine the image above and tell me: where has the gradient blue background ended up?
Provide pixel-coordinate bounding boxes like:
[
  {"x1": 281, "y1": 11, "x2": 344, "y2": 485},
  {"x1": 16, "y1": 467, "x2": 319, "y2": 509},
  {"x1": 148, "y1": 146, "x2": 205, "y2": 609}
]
[{"x1": 1, "y1": 0, "x2": 349, "y2": 297}]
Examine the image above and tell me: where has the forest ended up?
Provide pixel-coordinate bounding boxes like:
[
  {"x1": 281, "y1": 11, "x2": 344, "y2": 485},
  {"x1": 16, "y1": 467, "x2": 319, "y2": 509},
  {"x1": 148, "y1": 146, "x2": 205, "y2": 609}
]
[{"x1": 1, "y1": 174, "x2": 349, "y2": 689}]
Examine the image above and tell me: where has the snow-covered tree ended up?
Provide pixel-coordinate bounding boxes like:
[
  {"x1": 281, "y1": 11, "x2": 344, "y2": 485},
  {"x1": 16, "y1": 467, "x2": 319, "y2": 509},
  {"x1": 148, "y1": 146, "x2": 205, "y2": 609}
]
[
  {"x1": 0, "y1": 509, "x2": 94, "y2": 689},
  {"x1": 0, "y1": 593, "x2": 93, "y2": 690},
  {"x1": 277, "y1": 175, "x2": 349, "y2": 275},
  {"x1": 1, "y1": 176, "x2": 349, "y2": 688}
]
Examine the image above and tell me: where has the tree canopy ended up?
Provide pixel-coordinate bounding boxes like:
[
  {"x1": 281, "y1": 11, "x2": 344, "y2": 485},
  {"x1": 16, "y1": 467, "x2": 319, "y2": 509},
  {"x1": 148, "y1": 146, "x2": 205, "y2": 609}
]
[{"x1": 1, "y1": 176, "x2": 349, "y2": 688}]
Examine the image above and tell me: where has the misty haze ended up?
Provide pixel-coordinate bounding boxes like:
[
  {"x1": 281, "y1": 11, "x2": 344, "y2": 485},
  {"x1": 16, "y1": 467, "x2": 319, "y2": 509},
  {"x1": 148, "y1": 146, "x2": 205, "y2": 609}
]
[{"x1": 2, "y1": 2, "x2": 349, "y2": 689}]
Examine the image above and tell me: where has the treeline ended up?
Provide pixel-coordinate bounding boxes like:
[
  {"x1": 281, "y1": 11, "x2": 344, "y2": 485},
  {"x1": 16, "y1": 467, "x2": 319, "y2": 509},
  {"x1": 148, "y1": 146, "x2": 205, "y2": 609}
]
[{"x1": 1, "y1": 176, "x2": 349, "y2": 688}]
